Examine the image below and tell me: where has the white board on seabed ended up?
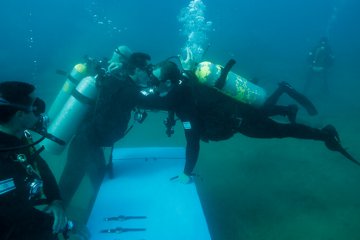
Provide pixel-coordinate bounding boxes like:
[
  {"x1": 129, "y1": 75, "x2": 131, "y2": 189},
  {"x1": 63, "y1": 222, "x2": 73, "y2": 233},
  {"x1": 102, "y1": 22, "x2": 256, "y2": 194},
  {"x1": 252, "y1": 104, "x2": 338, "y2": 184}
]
[{"x1": 87, "y1": 147, "x2": 211, "y2": 240}]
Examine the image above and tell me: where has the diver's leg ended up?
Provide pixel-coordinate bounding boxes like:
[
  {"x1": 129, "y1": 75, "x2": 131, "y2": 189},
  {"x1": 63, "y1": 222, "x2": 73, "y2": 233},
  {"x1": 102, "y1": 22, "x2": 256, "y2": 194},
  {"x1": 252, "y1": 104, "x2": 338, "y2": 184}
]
[
  {"x1": 263, "y1": 81, "x2": 315, "y2": 122},
  {"x1": 237, "y1": 117, "x2": 359, "y2": 165},
  {"x1": 261, "y1": 104, "x2": 299, "y2": 124},
  {"x1": 83, "y1": 146, "x2": 107, "y2": 221},
  {"x1": 58, "y1": 131, "x2": 94, "y2": 208},
  {"x1": 237, "y1": 117, "x2": 324, "y2": 139},
  {"x1": 88, "y1": 148, "x2": 107, "y2": 186},
  {"x1": 265, "y1": 81, "x2": 309, "y2": 107},
  {"x1": 262, "y1": 83, "x2": 298, "y2": 123},
  {"x1": 263, "y1": 85, "x2": 284, "y2": 107}
]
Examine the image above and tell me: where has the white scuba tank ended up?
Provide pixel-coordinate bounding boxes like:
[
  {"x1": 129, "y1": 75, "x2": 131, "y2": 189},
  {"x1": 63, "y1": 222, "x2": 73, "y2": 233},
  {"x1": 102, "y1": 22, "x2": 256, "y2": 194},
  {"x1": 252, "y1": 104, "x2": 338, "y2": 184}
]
[
  {"x1": 47, "y1": 63, "x2": 88, "y2": 121},
  {"x1": 194, "y1": 61, "x2": 267, "y2": 107},
  {"x1": 42, "y1": 76, "x2": 98, "y2": 154}
]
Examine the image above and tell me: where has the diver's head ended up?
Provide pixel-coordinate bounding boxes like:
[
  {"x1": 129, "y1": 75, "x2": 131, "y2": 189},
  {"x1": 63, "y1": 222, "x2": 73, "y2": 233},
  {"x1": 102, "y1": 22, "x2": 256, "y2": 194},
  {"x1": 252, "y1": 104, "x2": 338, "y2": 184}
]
[
  {"x1": 152, "y1": 61, "x2": 181, "y2": 83},
  {"x1": 128, "y1": 52, "x2": 152, "y2": 87},
  {"x1": 0, "y1": 81, "x2": 45, "y2": 137},
  {"x1": 151, "y1": 61, "x2": 181, "y2": 97},
  {"x1": 113, "y1": 45, "x2": 132, "y2": 62},
  {"x1": 130, "y1": 68, "x2": 152, "y2": 87},
  {"x1": 108, "y1": 45, "x2": 133, "y2": 73},
  {"x1": 128, "y1": 52, "x2": 151, "y2": 72}
]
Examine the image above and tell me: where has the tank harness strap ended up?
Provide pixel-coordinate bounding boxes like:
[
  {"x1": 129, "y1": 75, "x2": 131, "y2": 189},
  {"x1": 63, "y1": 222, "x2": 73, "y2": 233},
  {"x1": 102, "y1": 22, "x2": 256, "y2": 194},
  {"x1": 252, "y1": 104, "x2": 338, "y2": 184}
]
[
  {"x1": 214, "y1": 59, "x2": 236, "y2": 90},
  {"x1": 56, "y1": 69, "x2": 78, "y2": 84},
  {"x1": 67, "y1": 74, "x2": 80, "y2": 84},
  {"x1": 72, "y1": 89, "x2": 96, "y2": 106}
]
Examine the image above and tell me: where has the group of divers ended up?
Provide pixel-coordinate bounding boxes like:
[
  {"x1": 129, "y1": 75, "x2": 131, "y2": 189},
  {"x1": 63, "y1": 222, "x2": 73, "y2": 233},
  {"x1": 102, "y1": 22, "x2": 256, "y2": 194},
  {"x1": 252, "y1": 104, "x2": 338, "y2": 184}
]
[
  {"x1": 43, "y1": 44, "x2": 359, "y2": 208},
  {"x1": 0, "y1": 43, "x2": 358, "y2": 239}
]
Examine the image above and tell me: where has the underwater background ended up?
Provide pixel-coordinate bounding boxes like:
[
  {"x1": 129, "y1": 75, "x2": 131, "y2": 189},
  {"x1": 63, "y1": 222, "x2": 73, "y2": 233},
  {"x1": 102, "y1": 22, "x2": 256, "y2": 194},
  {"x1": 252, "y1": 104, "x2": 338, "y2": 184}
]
[{"x1": 1, "y1": 0, "x2": 360, "y2": 239}]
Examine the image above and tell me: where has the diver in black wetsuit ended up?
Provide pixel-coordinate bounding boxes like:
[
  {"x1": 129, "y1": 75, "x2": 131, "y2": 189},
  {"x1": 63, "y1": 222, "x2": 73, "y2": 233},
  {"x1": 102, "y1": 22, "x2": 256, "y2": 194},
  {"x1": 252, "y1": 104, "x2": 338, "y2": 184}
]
[
  {"x1": 58, "y1": 46, "x2": 138, "y2": 210},
  {"x1": 0, "y1": 81, "x2": 68, "y2": 239},
  {"x1": 156, "y1": 60, "x2": 358, "y2": 178}
]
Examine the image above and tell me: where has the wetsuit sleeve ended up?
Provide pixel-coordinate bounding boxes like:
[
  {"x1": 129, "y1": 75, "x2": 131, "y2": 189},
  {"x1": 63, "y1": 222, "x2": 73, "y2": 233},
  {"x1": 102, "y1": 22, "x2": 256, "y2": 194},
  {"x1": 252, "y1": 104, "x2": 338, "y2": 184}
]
[
  {"x1": 183, "y1": 123, "x2": 200, "y2": 176},
  {"x1": 173, "y1": 85, "x2": 201, "y2": 176}
]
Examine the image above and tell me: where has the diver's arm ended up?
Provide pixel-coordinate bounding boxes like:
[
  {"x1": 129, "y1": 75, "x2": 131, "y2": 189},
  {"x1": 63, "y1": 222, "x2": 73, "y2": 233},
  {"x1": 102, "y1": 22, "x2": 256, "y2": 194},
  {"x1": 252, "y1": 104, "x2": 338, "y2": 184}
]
[
  {"x1": 183, "y1": 124, "x2": 201, "y2": 176},
  {"x1": 174, "y1": 85, "x2": 201, "y2": 176}
]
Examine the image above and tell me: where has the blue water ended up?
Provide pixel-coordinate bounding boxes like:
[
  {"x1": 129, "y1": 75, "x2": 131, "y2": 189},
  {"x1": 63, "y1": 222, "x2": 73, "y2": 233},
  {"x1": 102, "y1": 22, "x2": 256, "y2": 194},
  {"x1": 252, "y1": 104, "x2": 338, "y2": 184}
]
[
  {"x1": 2, "y1": 1, "x2": 360, "y2": 239},
  {"x1": 2, "y1": 1, "x2": 359, "y2": 94}
]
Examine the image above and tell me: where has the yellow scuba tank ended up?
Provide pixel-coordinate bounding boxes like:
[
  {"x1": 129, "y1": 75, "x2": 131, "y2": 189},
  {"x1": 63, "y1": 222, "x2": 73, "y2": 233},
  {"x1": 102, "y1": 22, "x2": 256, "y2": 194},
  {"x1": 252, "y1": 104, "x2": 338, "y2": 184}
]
[
  {"x1": 195, "y1": 61, "x2": 267, "y2": 107},
  {"x1": 47, "y1": 63, "x2": 88, "y2": 121},
  {"x1": 42, "y1": 76, "x2": 98, "y2": 154}
]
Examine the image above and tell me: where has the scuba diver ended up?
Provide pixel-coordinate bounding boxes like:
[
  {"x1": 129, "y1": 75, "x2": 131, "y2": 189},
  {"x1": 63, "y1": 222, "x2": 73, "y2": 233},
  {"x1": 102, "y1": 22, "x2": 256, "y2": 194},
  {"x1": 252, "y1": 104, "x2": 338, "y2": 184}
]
[
  {"x1": 111, "y1": 57, "x2": 314, "y2": 183},
  {"x1": 0, "y1": 81, "x2": 69, "y2": 239},
  {"x1": 57, "y1": 45, "x2": 141, "y2": 211},
  {"x1": 144, "y1": 58, "x2": 358, "y2": 181},
  {"x1": 304, "y1": 37, "x2": 334, "y2": 95}
]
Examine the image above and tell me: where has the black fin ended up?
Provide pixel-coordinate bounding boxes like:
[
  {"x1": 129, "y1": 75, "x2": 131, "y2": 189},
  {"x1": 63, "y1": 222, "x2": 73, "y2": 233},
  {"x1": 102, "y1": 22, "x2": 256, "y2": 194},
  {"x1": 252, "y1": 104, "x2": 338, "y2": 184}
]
[
  {"x1": 279, "y1": 82, "x2": 318, "y2": 116},
  {"x1": 322, "y1": 125, "x2": 360, "y2": 166},
  {"x1": 339, "y1": 147, "x2": 360, "y2": 166}
]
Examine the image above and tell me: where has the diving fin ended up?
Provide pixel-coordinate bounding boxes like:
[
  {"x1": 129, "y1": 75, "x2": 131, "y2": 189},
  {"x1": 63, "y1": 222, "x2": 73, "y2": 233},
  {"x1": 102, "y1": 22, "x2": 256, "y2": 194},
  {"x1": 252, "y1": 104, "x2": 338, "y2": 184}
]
[
  {"x1": 322, "y1": 125, "x2": 360, "y2": 166},
  {"x1": 338, "y1": 147, "x2": 360, "y2": 166},
  {"x1": 279, "y1": 82, "x2": 318, "y2": 116}
]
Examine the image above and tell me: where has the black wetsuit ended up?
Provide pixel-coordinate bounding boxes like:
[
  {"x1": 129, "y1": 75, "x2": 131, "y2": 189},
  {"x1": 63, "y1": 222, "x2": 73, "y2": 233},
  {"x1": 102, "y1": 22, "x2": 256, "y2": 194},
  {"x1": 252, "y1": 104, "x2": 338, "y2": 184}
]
[
  {"x1": 179, "y1": 71, "x2": 351, "y2": 174},
  {"x1": 0, "y1": 131, "x2": 61, "y2": 240}
]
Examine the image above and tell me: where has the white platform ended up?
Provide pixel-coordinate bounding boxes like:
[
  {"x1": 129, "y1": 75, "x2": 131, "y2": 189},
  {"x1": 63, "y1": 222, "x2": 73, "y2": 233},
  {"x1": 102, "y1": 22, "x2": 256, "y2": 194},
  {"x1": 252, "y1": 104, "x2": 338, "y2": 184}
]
[{"x1": 87, "y1": 147, "x2": 211, "y2": 240}]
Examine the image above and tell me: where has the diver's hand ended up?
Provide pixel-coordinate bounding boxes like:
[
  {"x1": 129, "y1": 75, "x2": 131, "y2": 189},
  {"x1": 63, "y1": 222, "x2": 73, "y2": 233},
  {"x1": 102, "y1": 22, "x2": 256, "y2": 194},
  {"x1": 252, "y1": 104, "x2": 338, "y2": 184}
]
[
  {"x1": 170, "y1": 172, "x2": 193, "y2": 184},
  {"x1": 178, "y1": 172, "x2": 192, "y2": 184},
  {"x1": 68, "y1": 221, "x2": 91, "y2": 240},
  {"x1": 180, "y1": 47, "x2": 195, "y2": 70},
  {"x1": 45, "y1": 200, "x2": 67, "y2": 234}
]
